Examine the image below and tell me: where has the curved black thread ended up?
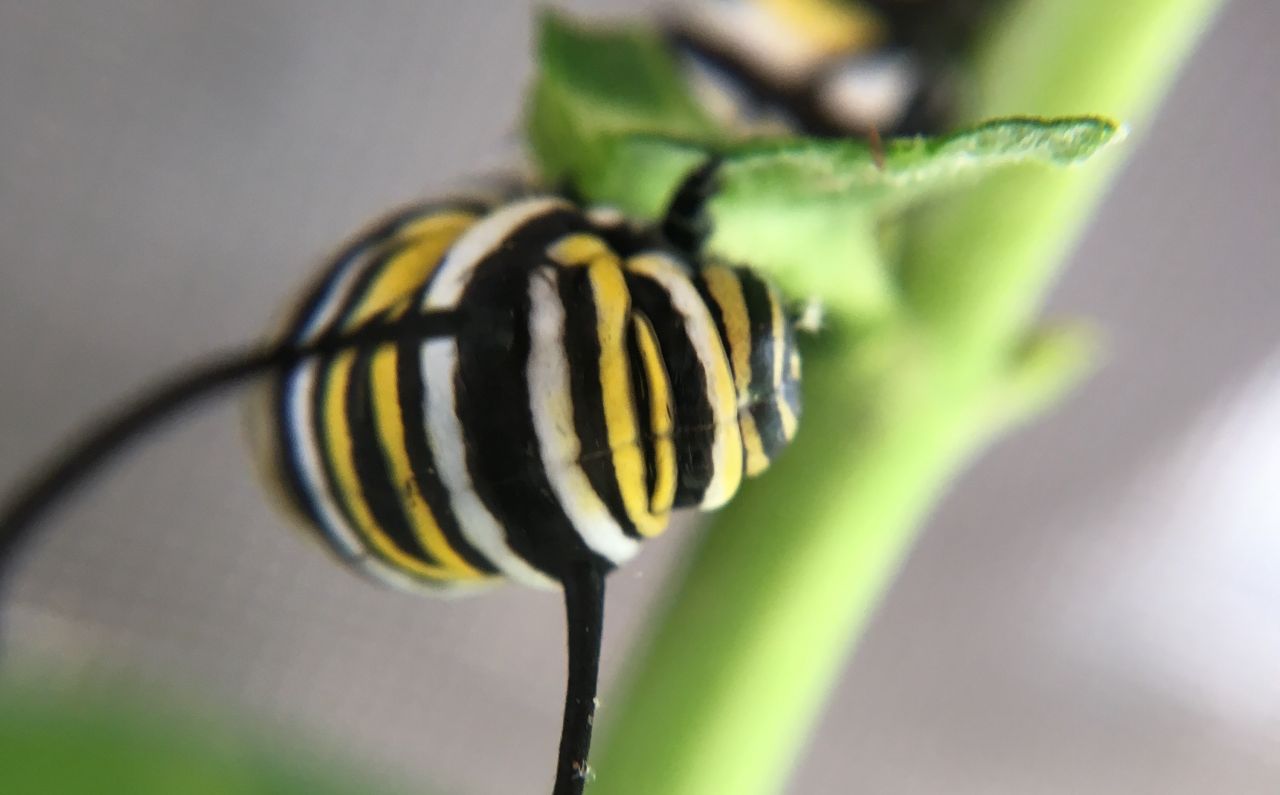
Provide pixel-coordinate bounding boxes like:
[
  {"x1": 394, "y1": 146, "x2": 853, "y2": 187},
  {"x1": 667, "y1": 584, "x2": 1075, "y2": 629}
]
[
  {"x1": 553, "y1": 561, "x2": 607, "y2": 795},
  {"x1": 0, "y1": 310, "x2": 461, "y2": 601}
]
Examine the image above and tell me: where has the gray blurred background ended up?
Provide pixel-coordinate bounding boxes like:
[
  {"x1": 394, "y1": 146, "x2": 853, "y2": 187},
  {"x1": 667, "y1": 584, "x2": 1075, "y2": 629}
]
[{"x1": 1, "y1": 1, "x2": 1277, "y2": 793}]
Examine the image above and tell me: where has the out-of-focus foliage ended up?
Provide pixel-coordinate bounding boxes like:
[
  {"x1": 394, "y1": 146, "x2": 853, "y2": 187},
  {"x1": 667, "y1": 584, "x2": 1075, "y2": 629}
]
[{"x1": 0, "y1": 685, "x2": 415, "y2": 795}]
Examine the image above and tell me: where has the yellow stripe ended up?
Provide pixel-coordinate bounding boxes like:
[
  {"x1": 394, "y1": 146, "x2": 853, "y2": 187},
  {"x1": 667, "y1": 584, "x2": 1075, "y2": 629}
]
[
  {"x1": 702, "y1": 265, "x2": 753, "y2": 401},
  {"x1": 343, "y1": 211, "x2": 478, "y2": 329},
  {"x1": 739, "y1": 410, "x2": 771, "y2": 477},
  {"x1": 587, "y1": 253, "x2": 669, "y2": 537},
  {"x1": 709, "y1": 363, "x2": 744, "y2": 504},
  {"x1": 367, "y1": 341, "x2": 487, "y2": 580},
  {"x1": 631, "y1": 314, "x2": 677, "y2": 520},
  {"x1": 624, "y1": 253, "x2": 743, "y2": 509},
  {"x1": 756, "y1": 0, "x2": 883, "y2": 55},
  {"x1": 319, "y1": 209, "x2": 479, "y2": 581},
  {"x1": 548, "y1": 232, "x2": 610, "y2": 268},
  {"x1": 321, "y1": 350, "x2": 450, "y2": 580},
  {"x1": 550, "y1": 232, "x2": 674, "y2": 533}
]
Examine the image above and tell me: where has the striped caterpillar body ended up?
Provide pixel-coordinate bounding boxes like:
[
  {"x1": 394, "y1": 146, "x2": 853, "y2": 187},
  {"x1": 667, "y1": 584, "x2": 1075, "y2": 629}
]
[{"x1": 258, "y1": 195, "x2": 802, "y2": 592}]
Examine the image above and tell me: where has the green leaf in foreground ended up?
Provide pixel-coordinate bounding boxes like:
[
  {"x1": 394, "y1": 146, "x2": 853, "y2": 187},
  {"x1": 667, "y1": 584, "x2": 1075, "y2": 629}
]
[
  {"x1": 0, "y1": 685, "x2": 418, "y2": 795},
  {"x1": 713, "y1": 115, "x2": 1118, "y2": 207},
  {"x1": 701, "y1": 117, "x2": 1120, "y2": 318},
  {"x1": 531, "y1": 117, "x2": 1119, "y2": 321}
]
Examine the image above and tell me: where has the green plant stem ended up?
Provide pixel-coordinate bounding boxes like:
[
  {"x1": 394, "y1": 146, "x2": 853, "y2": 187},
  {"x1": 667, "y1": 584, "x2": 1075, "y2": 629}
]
[
  {"x1": 596, "y1": 324, "x2": 993, "y2": 795},
  {"x1": 591, "y1": 1, "x2": 1224, "y2": 794},
  {"x1": 905, "y1": 0, "x2": 1225, "y2": 374}
]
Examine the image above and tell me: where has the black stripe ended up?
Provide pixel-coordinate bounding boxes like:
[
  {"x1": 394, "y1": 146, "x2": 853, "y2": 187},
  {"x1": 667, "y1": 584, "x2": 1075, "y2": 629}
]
[
  {"x1": 284, "y1": 204, "x2": 429, "y2": 343},
  {"x1": 558, "y1": 265, "x2": 641, "y2": 539},
  {"x1": 270, "y1": 204, "x2": 462, "y2": 525},
  {"x1": 270, "y1": 201, "x2": 489, "y2": 564},
  {"x1": 396, "y1": 327, "x2": 498, "y2": 574},
  {"x1": 737, "y1": 269, "x2": 789, "y2": 459},
  {"x1": 326, "y1": 240, "x2": 407, "y2": 332},
  {"x1": 346, "y1": 344, "x2": 442, "y2": 571},
  {"x1": 309, "y1": 355, "x2": 367, "y2": 544},
  {"x1": 625, "y1": 316, "x2": 660, "y2": 509},
  {"x1": 693, "y1": 270, "x2": 737, "y2": 392},
  {"x1": 625, "y1": 268, "x2": 716, "y2": 509},
  {"x1": 453, "y1": 209, "x2": 610, "y2": 580},
  {"x1": 326, "y1": 202, "x2": 484, "y2": 332},
  {"x1": 275, "y1": 215, "x2": 419, "y2": 535},
  {"x1": 692, "y1": 267, "x2": 753, "y2": 470}
]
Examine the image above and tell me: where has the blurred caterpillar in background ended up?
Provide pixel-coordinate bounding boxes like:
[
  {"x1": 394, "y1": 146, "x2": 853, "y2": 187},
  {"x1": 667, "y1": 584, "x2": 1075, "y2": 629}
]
[{"x1": 667, "y1": 0, "x2": 1002, "y2": 136}]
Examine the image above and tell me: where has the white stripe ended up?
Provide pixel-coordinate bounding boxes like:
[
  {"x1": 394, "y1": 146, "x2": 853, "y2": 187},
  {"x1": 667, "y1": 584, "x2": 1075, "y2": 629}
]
[
  {"x1": 283, "y1": 361, "x2": 365, "y2": 557},
  {"x1": 627, "y1": 252, "x2": 744, "y2": 509},
  {"x1": 527, "y1": 269, "x2": 640, "y2": 565},
  {"x1": 421, "y1": 337, "x2": 556, "y2": 588},
  {"x1": 423, "y1": 197, "x2": 567, "y2": 310},
  {"x1": 296, "y1": 244, "x2": 379, "y2": 342},
  {"x1": 284, "y1": 362, "x2": 474, "y2": 594}
]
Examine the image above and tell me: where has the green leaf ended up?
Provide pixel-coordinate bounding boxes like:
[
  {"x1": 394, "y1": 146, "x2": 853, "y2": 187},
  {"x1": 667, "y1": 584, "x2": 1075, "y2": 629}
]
[
  {"x1": 717, "y1": 115, "x2": 1118, "y2": 205},
  {"x1": 701, "y1": 117, "x2": 1117, "y2": 319},
  {"x1": 538, "y1": 118, "x2": 1118, "y2": 322},
  {"x1": 579, "y1": 115, "x2": 1120, "y2": 215},
  {"x1": 526, "y1": 11, "x2": 720, "y2": 193}
]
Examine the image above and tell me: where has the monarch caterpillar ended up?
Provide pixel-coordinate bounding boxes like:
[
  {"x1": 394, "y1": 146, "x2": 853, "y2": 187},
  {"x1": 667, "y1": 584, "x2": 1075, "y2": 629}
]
[
  {"x1": 0, "y1": 158, "x2": 802, "y2": 794},
  {"x1": 0, "y1": 3, "x2": 1023, "y2": 794}
]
